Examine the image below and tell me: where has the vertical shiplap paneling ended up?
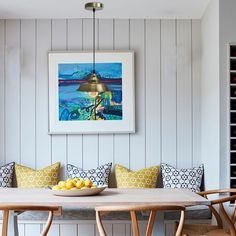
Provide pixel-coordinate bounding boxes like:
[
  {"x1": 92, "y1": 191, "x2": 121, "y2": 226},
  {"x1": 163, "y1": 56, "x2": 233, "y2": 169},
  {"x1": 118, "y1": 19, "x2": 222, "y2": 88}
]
[
  {"x1": 36, "y1": 20, "x2": 52, "y2": 168},
  {"x1": 165, "y1": 223, "x2": 175, "y2": 236},
  {"x1": 51, "y1": 19, "x2": 67, "y2": 179},
  {"x1": 0, "y1": 18, "x2": 202, "y2": 236},
  {"x1": 82, "y1": 19, "x2": 99, "y2": 169},
  {"x1": 0, "y1": 20, "x2": 5, "y2": 166},
  {"x1": 98, "y1": 19, "x2": 114, "y2": 166},
  {"x1": 5, "y1": 20, "x2": 21, "y2": 164},
  {"x1": 67, "y1": 19, "x2": 83, "y2": 168},
  {"x1": 129, "y1": 19, "x2": 146, "y2": 170},
  {"x1": 96, "y1": 223, "x2": 113, "y2": 236},
  {"x1": 113, "y1": 223, "x2": 126, "y2": 236},
  {"x1": 46, "y1": 224, "x2": 60, "y2": 236},
  {"x1": 192, "y1": 20, "x2": 202, "y2": 166},
  {"x1": 145, "y1": 19, "x2": 161, "y2": 167},
  {"x1": 78, "y1": 223, "x2": 95, "y2": 236},
  {"x1": 176, "y1": 20, "x2": 192, "y2": 168},
  {"x1": 161, "y1": 20, "x2": 177, "y2": 166},
  {"x1": 18, "y1": 224, "x2": 25, "y2": 236},
  {"x1": 60, "y1": 224, "x2": 78, "y2": 236},
  {"x1": 125, "y1": 224, "x2": 131, "y2": 236},
  {"x1": 25, "y1": 224, "x2": 41, "y2": 236},
  {"x1": 20, "y1": 20, "x2": 36, "y2": 168},
  {"x1": 113, "y1": 19, "x2": 130, "y2": 169}
]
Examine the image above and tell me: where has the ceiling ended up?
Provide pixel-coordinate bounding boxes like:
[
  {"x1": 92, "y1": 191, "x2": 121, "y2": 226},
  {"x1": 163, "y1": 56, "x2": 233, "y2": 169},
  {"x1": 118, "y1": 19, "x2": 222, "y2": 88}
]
[{"x1": 0, "y1": 0, "x2": 210, "y2": 19}]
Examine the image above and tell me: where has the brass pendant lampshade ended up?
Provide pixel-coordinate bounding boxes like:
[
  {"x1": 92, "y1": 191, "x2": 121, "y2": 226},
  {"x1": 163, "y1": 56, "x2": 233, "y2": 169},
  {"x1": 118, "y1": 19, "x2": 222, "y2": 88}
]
[
  {"x1": 78, "y1": 2, "x2": 109, "y2": 93},
  {"x1": 78, "y1": 73, "x2": 109, "y2": 92}
]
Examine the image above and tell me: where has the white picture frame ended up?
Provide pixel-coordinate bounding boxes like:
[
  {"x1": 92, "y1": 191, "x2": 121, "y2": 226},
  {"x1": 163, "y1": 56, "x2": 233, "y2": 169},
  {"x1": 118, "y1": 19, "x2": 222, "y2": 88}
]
[{"x1": 48, "y1": 51, "x2": 135, "y2": 134}]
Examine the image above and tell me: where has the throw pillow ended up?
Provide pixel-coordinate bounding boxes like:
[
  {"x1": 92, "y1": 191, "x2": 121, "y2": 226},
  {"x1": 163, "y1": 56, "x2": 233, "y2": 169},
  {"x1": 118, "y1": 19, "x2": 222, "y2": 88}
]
[
  {"x1": 161, "y1": 163, "x2": 204, "y2": 192},
  {"x1": 115, "y1": 164, "x2": 160, "y2": 188},
  {"x1": 0, "y1": 162, "x2": 15, "y2": 187},
  {"x1": 15, "y1": 162, "x2": 60, "y2": 188},
  {"x1": 66, "y1": 163, "x2": 112, "y2": 186}
]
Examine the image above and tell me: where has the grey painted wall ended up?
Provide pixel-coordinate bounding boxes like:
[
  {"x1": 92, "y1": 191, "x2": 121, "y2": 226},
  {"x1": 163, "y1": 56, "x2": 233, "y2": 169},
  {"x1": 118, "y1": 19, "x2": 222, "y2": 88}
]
[
  {"x1": 0, "y1": 19, "x2": 201, "y2": 182},
  {"x1": 0, "y1": 17, "x2": 201, "y2": 236},
  {"x1": 201, "y1": 0, "x2": 220, "y2": 189},
  {"x1": 219, "y1": 0, "x2": 236, "y2": 188}
]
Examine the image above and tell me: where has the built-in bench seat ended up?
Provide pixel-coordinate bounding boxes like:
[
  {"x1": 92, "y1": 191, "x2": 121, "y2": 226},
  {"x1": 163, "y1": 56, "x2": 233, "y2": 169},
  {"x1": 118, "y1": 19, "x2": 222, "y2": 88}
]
[{"x1": 2, "y1": 205, "x2": 210, "y2": 221}]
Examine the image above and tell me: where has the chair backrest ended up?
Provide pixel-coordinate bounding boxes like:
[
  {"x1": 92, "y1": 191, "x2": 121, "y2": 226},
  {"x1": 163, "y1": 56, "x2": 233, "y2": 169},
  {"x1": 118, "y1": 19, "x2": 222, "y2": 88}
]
[
  {"x1": 198, "y1": 189, "x2": 236, "y2": 236},
  {"x1": 95, "y1": 204, "x2": 185, "y2": 236},
  {"x1": 0, "y1": 205, "x2": 61, "y2": 236}
]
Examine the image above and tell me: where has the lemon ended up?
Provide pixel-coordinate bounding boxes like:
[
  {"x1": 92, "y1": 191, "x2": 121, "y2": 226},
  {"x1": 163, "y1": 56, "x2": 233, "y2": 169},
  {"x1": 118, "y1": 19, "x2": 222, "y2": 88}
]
[
  {"x1": 66, "y1": 178, "x2": 73, "y2": 182},
  {"x1": 58, "y1": 181, "x2": 66, "y2": 188},
  {"x1": 60, "y1": 187, "x2": 67, "y2": 190},
  {"x1": 81, "y1": 187, "x2": 89, "y2": 189},
  {"x1": 65, "y1": 181, "x2": 75, "y2": 189},
  {"x1": 70, "y1": 187, "x2": 78, "y2": 190},
  {"x1": 52, "y1": 185, "x2": 60, "y2": 190},
  {"x1": 91, "y1": 186, "x2": 96, "y2": 189},
  {"x1": 75, "y1": 180, "x2": 84, "y2": 189},
  {"x1": 84, "y1": 179, "x2": 93, "y2": 187},
  {"x1": 91, "y1": 184, "x2": 97, "y2": 188}
]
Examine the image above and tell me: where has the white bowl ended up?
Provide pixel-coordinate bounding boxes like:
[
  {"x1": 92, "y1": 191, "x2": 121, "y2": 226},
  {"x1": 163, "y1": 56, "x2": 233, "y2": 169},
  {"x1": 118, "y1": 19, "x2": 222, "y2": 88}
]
[{"x1": 51, "y1": 185, "x2": 107, "y2": 197}]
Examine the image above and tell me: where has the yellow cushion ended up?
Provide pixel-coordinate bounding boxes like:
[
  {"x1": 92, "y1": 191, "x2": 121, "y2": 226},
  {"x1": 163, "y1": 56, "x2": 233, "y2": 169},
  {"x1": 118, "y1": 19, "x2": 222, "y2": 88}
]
[
  {"x1": 115, "y1": 164, "x2": 159, "y2": 188},
  {"x1": 15, "y1": 162, "x2": 60, "y2": 188}
]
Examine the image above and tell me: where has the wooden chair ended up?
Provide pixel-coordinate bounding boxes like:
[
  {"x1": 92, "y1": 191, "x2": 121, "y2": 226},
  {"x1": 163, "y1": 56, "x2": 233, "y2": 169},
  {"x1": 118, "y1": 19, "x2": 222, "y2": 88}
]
[
  {"x1": 0, "y1": 205, "x2": 61, "y2": 236},
  {"x1": 95, "y1": 204, "x2": 185, "y2": 236},
  {"x1": 179, "y1": 189, "x2": 236, "y2": 236}
]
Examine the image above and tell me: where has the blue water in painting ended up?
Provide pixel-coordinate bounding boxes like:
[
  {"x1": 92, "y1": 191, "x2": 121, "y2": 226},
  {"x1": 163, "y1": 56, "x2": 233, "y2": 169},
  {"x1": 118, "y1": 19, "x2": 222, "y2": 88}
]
[
  {"x1": 58, "y1": 63, "x2": 123, "y2": 121},
  {"x1": 59, "y1": 63, "x2": 122, "y2": 80}
]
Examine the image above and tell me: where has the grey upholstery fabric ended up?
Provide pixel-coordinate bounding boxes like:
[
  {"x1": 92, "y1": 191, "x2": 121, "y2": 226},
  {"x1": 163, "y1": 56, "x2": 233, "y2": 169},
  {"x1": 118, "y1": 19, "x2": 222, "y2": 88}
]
[{"x1": 0, "y1": 205, "x2": 211, "y2": 221}]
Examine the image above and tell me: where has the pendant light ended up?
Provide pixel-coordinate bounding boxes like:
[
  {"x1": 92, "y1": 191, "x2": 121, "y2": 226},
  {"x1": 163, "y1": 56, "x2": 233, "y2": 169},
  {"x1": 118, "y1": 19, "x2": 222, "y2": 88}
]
[{"x1": 78, "y1": 2, "x2": 109, "y2": 93}]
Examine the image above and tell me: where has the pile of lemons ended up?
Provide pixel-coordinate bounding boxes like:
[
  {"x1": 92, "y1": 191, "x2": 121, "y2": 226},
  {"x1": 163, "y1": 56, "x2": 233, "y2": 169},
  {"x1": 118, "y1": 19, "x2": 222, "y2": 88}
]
[{"x1": 52, "y1": 178, "x2": 97, "y2": 190}]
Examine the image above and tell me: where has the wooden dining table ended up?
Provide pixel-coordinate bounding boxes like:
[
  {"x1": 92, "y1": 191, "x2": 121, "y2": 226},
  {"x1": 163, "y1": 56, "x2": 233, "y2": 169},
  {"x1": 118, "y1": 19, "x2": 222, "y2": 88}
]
[{"x1": 0, "y1": 188, "x2": 210, "y2": 236}]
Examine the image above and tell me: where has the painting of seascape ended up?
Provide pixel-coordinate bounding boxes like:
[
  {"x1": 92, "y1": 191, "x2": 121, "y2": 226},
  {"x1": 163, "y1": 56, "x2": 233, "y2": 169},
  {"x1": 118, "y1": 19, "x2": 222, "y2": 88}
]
[{"x1": 58, "y1": 63, "x2": 122, "y2": 121}]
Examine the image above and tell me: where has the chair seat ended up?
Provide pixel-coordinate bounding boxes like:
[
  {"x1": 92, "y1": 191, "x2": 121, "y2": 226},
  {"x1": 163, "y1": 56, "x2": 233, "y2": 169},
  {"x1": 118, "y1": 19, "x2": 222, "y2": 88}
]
[{"x1": 205, "y1": 229, "x2": 230, "y2": 236}]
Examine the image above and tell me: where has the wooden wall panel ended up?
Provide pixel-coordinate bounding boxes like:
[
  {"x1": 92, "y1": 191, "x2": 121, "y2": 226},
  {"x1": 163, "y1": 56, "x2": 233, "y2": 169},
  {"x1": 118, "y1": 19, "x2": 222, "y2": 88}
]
[
  {"x1": 60, "y1": 224, "x2": 77, "y2": 236},
  {"x1": 36, "y1": 20, "x2": 52, "y2": 168},
  {"x1": 113, "y1": 19, "x2": 130, "y2": 168},
  {"x1": 51, "y1": 19, "x2": 67, "y2": 179},
  {"x1": 161, "y1": 20, "x2": 177, "y2": 166},
  {"x1": 20, "y1": 20, "x2": 36, "y2": 168},
  {"x1": 5, "y1": 20, "x2": 21, "y2": 164},
  {"x1": 113, "y1": 223, "x2": 126, "y2": 236},
  {"x1": 0, "y1": 20, "x2": 5, "y2": 166},
  {"x1": 129, "y1": 19, "x2": 146, "y2": 170},
  {"x1": 78, "y1": 223, "x2": 95, "y2": 236},
  {"x1": 98, "y1": 19, "x2": 114, "y2": 166},
  {"x1": 0, "y1": 18, "x2": 201, "y2": 235},
  {"x1": 46, "y1": 224, "x2": 60, "y2": 236},
  {"x1": 145, "y1": 19, "x2": 161, "y2": 166},
  {"x1": 67, "y1": 19, "x2": 83, "y2": 168},
  {"x1": 176, "y1": 20, "x2": 192, "y2": 168},
  {"x1": 192, "y1": 20, "x2": 202, "y2": 166},
  {"x1": 25, "y1": 224, "x2": 41, "y2": 236},
  {"x1": 82, "y1": 19, "x2": 99, "y2": 169}
]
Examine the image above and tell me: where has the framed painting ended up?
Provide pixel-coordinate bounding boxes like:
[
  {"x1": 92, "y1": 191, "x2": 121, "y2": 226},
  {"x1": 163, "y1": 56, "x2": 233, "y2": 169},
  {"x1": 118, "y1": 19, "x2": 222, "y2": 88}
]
[{"x1": 48, "y1": 51, "x2": 135, "y2": 134}]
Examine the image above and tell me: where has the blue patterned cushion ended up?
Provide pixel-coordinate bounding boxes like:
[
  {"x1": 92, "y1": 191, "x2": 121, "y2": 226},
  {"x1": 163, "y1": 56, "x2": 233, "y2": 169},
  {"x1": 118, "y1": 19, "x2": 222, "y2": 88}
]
[
  {"x1": 0, "y1": 162, "x2": 15, "y2": 187},
  {"x1": 161, "y1": 163, "x2": 204, "y2": 192},
  {"x1": 66, "y1": 163, "x2": 112, "y2": 186}
]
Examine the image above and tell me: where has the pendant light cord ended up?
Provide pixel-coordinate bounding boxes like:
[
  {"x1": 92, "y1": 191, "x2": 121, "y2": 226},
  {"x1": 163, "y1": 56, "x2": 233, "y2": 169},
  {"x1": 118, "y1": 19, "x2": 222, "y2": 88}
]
[{"x1": 93, "y1": 8, "x2": 96, "y2": 74}]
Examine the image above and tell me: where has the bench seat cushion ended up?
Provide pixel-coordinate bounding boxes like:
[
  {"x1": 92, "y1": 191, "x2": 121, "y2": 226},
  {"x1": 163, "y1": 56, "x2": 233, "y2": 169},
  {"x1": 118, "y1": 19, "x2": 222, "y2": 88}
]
[{"x1": 2, "y1": 205, "x2": 211, "y2": 221}]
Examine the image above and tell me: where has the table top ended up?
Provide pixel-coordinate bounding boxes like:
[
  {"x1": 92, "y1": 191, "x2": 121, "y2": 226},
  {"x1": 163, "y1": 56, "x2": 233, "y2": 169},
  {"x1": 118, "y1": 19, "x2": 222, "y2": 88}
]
[{"x1": 0, "y1": 188, "x2": 210, "y2": 207}]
